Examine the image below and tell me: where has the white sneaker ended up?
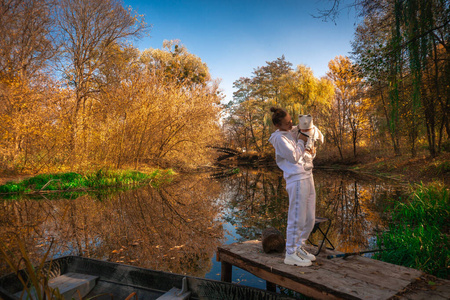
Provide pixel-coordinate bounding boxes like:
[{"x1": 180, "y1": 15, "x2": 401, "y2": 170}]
[
  {"x1": 297, "y1": 247, "x2": 316, "y2": 261},
  {"x1": 284, "y1": 252, "x2": 312, "y2": 267}
]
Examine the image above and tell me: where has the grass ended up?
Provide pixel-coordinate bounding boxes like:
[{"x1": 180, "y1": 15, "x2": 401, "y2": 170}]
[
  {"x1": 375, "y1": 182, "x2": 449, "y2": 279},
  {"x1": 0, "y1": 168, "x2": 174, "y2": 195}
]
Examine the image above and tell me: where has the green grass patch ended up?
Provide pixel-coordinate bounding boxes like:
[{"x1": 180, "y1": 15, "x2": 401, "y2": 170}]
[
  {"x1": 0, "y1": 169, "x2": 174, "y2": 195},
  {"x1": 375, "y1": 182, "x2": 449, "y2": 279}
]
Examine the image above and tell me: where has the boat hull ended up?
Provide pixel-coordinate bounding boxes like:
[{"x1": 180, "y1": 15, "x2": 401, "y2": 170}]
[{"x1": 0, "y1": 256, "x2": 294, "y2": 300}]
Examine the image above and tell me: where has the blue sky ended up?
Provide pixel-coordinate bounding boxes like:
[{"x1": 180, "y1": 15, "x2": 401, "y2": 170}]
[{"x1": 123, "y1": 0, "x2": 359, "y2": 103}]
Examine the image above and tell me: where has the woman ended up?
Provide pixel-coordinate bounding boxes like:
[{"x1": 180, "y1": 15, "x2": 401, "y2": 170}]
[{"x1": 268, "y1": 107, "x2": 316, "y2": 267}]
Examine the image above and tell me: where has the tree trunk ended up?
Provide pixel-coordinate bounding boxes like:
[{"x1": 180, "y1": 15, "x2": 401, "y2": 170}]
[{"x1": 379, "y1": 83, "x2": 401, "y2": 156}]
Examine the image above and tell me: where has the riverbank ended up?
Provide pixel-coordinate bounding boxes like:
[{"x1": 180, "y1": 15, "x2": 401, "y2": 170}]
[
  {"x1": 1, "y1": 150, "x2": 449, "y2": 188},
  {"x1": 226, "y1": 148, "x2": 450, "y2": 186},
  {"x1": 335, "y1": 152, "x2": 450, "y2": 185},
  {"x1": 0, "y1": 169, "x2": 174, "y2": 195}
]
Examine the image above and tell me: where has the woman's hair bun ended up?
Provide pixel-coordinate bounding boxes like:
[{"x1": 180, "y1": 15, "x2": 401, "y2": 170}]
[{"x1": 270, "y1": 107, "x2": 287, "y2": 126}]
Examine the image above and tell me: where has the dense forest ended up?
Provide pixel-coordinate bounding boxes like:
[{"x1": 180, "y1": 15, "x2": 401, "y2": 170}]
[
  {"x1": 224, "y1": 0, "x2": 449, "y2": 162},
  {"x1": 1, "y1": 0, "x2": 449, "y2": 174},
  {"x1": 0, "y1": 0, "x2": 223, "y2": 172}
]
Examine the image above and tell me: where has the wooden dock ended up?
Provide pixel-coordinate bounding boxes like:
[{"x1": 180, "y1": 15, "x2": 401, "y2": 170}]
[{"x1": 217, "y1": 240, "x2": 450, "y2": 300}]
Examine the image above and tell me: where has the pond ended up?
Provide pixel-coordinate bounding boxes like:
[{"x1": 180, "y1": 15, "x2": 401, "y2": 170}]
[{"x1": 0, "y1": 167, "x2": 407, "y2": 290}]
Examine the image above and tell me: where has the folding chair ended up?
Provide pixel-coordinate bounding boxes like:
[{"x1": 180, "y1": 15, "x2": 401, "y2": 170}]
[{"x1": 307, "y1": 217, "x2": 335, "y2": 255}]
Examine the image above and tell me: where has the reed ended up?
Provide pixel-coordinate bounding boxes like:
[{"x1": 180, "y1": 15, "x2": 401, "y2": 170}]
[
  {"x1": 0, "y1": 237, "x2": 136, "y2": 299},
  {"x1": 0, "y1": 238, "x2": 65, "y2": 299},
  {"x1": 375, "y1": 182, "x2": 449, "y2": 279}
]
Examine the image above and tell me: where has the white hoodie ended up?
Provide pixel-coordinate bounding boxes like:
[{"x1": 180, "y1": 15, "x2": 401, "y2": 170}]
[{"x1": 268, "y1": 128, "x2": 314, "y2": 184}]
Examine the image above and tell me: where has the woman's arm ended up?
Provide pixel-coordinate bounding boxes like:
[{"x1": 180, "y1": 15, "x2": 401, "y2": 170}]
[
  {"x1": 275, "y1": 135, "x2": 307, "y2": 164},
  {"x1": 298, "y1": 133, "x2": 316, "y2": 158}
]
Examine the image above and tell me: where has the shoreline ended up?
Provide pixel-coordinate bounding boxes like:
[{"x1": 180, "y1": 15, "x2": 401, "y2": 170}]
[
  {"x1": 1, "y1": 151, "x2": 448, "y2": 188},
  {"x1": 322, "y1": 152, "x2": 450, "y2": 186}
]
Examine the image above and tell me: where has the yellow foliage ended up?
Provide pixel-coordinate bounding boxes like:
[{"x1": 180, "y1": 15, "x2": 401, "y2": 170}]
[
  {"x1": 0, "y1": 41, "x2": 223, "y2": 172},
  {"x1": 324, "y1": 55, "x2": 373, "y2": 157}
]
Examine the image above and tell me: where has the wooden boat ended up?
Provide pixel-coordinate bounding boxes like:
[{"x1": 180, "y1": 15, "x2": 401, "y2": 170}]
[{"x1": 0, "y1": 255, "x2": 294, "y2": 300}]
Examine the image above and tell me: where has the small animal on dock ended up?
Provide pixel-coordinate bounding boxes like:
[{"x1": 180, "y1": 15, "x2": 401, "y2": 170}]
[{"x1": 261, "y1": 227, "x2": 285, "y2": 253}]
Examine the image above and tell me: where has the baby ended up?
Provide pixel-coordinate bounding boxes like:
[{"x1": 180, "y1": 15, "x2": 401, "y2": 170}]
[{"x1": 292, "y1": 115, "x2": 324, "y2": 171}]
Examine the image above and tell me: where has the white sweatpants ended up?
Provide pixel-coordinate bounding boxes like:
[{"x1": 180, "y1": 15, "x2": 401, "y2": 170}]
[{"x1": 285, "y1": 177, "x2": 316, "y2": 254}]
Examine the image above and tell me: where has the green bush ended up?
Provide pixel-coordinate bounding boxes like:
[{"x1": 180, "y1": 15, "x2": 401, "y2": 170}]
[{"x1": 375, "y1": 182, "x2": 449, "y2": 279}]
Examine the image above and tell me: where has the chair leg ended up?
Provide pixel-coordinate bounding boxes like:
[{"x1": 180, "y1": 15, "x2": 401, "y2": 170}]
[
  {"x1": 308, "y1": 218, "x2": 335, "y2": 255},
  {"x1": 320, "y1": 228, "x2": 335, "y2": 251},
  {"x1": 316, "y1": 220, "x2": 334, "y2": 254}
]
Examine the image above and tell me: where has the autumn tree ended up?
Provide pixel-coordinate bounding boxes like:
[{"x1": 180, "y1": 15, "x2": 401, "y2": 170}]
[
  {"x1": 251, "y1": 56, "x2": 293, "y2": 105},
  {"x1": 90, "y1": 42, "x2": 223, "y2": 169},
  {"x1": 249, "y1": 56, "x2": 293, "y2": 152},
  {"x1": 398, "y1": 0, "x2": 450, "y2": 156},
  {"x1": 83, "y1": 42, "x2": 143, "y2": 167},
  {"x1": 0, "y1": 0, "x2": 59, "y2": 167},
  {"x1": 0, "y1": 0, "x2": 55, "y2": 82},
  {"x1": 142, "y1": 40, "x2": 211, "y2": 86},
  {"x1": 0, "y1": 1, "x2": 223, "y2": 172},
  {"x1": 224, "y1": 56, "x2": 293, "y2": 153},
  {"x1": 351, "y1": 6, "x2": 404, "y2": 155},
  {"x1": 55, "y1": 0, "x2": 148, "y2": 156},
  {"x1": 326, "y1": 56, "x2": 370, "y2": 159},
  {"x1": 282, "y1": 64, "x2": 334, "y2": 120},
  {"x1": 224, "y1": 57, "x2": 334, "y2": 154},
  {"x1": 345, "y1": 0, "x2": 449, "y2": 157},
  {"x1": 223, "y1": 77, "x2": 253, "y2": 150}
]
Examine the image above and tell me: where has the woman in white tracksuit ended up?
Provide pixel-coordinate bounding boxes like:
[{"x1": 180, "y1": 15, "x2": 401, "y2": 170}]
[{"x1": 268, "y1": 107, "x2": 316, "y2": 267}]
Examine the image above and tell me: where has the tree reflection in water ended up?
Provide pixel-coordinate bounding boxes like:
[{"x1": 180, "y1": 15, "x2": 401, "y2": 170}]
[
  {"x1": 217, "y1": 168, "x2": 406, "y2": 253},
  {"x1": 0, "y1": 173, "x2": 224, "y2": 277},
  {"x1": 0, "y1": 168, "x2": 406, "y2": 280}
]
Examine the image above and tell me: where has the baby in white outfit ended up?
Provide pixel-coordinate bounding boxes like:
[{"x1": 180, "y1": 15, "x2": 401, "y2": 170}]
[{"x1": 293, "y1": 115, "x2": 324, "y2": 171}]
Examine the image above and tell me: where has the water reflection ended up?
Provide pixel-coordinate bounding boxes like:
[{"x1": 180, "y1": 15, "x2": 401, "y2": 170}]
[
  {"x1": 313, "y1": 169, "x2": 405, "y2": 251},
  {"x1": 0, "y1": 168, "x2": 406, "y2": 284},
  {"x1": 216, "y1": 168, "x2": 406, "y2": 253},
  {"x1": 0, "y1": 173, "x2": 224, "y2": 277}
]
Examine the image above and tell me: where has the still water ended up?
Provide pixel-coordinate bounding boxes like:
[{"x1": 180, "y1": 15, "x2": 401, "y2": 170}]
[{"x1": 0, "y1": 168, "x2": 406, "y2": 290}]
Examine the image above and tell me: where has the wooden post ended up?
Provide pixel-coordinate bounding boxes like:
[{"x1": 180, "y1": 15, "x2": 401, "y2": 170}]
[
  {"x1": 221, "y1": 261, "x2": 232, "y2": 282},
  {"x1": 266, "y1": 281, "x2": 276, "y2": 292}
]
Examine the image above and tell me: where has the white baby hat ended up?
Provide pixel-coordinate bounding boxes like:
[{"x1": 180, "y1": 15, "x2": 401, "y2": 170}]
[{"x1": 298, "y1": 115, "x2": 324, "y2": 144}]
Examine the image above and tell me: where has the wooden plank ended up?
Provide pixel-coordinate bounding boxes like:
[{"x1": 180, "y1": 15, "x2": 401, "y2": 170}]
[
  {"x1": 393, "y1": 275, "x2": 450, "y2": 300},
  {"x1": 14, "y1": 272, "x2": 98, "y2": 300},
  {"x1": 220, "y1": 240, "x2": 422, "y2": 284},
  {"x1": 218, "y1": 250, "x2": 396, "y2": 300},
  {"x1": 323, "y1": 250, "x2": 422, "y2": 281},
  {"x1": 217, "y1": 240, "x2": 426, "y2": 300},
  {"x1": 218, "y1": 251, "x2": 344, "y2": 300},
  {"x1": 320, "y1": 255, "x2": 422, "y2": 290}
]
